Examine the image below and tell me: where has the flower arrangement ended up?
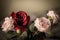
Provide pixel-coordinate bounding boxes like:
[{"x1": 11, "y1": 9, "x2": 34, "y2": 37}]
[{"x1": 0, "y1": 10, "x2": 59, "y2": 40}]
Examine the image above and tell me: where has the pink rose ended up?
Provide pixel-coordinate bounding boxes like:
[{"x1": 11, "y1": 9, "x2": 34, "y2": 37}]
[
  {"x1": 1, "y1": 17, "x2": 14, "y2": 32},
  {"x1": 47, "y1": 10, "x2": 59, "y2": 24},
  {"x1": 34, "y1": 17, "x2": 51, "y2": 32}
]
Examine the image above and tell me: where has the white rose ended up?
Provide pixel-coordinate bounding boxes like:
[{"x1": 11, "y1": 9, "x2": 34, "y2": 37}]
[
  {"x1": 1, "y1": 16, "x2": 14, "y2": 32},
  {"x1": 47, "y1": 10, "x2": 59, "y2": 24},
  {"x1": 34, "y1": 17, "x2": 51, "y2": 32}
]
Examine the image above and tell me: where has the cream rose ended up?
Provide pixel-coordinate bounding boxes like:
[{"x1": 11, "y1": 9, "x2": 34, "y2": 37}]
[
  {"x1": 1, "y1": 16, "x2": 14, "y2": 32},
  {"x1": 47, "y1": 10, "x2": 59, "y2": 24},
  {"x1": 34, "y1": 17, "x2": 51, "y2": 32}
]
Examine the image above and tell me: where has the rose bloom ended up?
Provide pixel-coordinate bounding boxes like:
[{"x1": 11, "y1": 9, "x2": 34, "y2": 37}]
[
  {"x1": 1, "y1": 17, "x2": 14, "y2": 32},
  {"x1": 11, "y1": 11, "x2": 30, "y2": 32},
  {"x1": 34, "y1": 17, "x2": 51, "y2": 32},
  {"x1": 47, "y1": 10, "x2": 59, "y2": 24}
]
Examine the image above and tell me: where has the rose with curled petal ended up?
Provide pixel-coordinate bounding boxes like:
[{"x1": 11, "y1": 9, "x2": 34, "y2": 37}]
[
  {"x1": 47, "y1": 10, "x2": 59, "y2": 24},
  {"x1": 1, "y1": 17, "x2": 14, "y2": 32},
  {"x1": 34, "y1": 17, "x2": 51, "y2": 32},
  {"x1": 11, "y1": 11, "x2": 30, "y2": 32}
]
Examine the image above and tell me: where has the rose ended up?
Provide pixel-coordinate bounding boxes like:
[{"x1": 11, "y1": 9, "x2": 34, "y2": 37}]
[
  {"x1": 34, "y1": 17, "x2": 51, "y2": 32},
  {"x1": 11, "y1": 11, "x2": 30, "y2": 32},
  {"x1": 1, "y1": 17, "x2": 14, "y2": 32},
  {"x1": 47, "y1": 10, "x2": 59, "y2": 24}
]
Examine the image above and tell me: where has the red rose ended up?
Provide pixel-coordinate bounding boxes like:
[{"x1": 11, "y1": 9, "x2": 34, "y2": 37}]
[{"x1": 11, "y1": 11, "x2": 30, "y2": 32}]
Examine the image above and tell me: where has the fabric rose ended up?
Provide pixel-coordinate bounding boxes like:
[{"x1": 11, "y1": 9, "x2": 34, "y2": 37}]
[
  {"x1": 11, "y1": 11, "x2": 30, "y2": 32},
  {"x1": 47, "y1": 10, "x2": 59, "y2": 24},
  {"x1": 34, "y1": 17, "x2": 51, "y2": 32},
  {"x1": 1, "y1": 17, "x2": 14, "y2": 32}
]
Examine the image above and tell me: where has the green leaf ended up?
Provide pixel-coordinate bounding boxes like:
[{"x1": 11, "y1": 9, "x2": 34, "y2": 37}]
[
  {"x1": 6, "y1": 31, "x2": 17, "y2": 39},
  {"x1": 33, "y1": 31, "x2": 39, "y2": 37},
  {"x1": 29, "y1": 23, "x2": 35, "y2": 32},
  {"x1": 45, "y1": 29, "x2": 53, "y2": 37},
  {"x1": 48, "y1": 16, "x2": 52, "y2": 20},
  {"x1": 48, "y1": 16, "x2": 53, "y2": 23},
  {"x1": 20, "y1": 31, "x2": 27, "y2": 38}
]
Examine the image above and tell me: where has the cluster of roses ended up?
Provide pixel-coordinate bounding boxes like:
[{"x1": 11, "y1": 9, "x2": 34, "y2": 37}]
[
  {"x1": 1, "y1": 11, "x2": 30, "y2": 33},
  {"x1": 1, "y1": 10, "x2": 59, "y2": 35}
]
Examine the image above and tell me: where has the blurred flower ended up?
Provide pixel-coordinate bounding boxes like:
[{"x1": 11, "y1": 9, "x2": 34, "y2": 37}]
[
  {"x1": 11, "y1": 11, "x2": 30, "y2": 32},
  {"x1": 47, "y1": 10, "x2": 59, "y2": 24},
  {"x1": 34, "y1": 17, "x2": 51, "y2": 32},
  {"x1": 1, "y1": 17, "x2": 14, "y2": 32}
]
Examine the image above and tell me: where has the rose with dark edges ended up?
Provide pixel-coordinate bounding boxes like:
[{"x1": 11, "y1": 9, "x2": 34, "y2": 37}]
[{"x1": 11, "y1": 11, "x2": 30, "y2": 32}]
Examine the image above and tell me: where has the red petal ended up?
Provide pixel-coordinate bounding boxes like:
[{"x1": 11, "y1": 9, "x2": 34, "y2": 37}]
[
  {"x1": 15, "y1": 26, "x2": 20, "y2": 30},
  {"x1": 27, "y1": 16, "x2": 30, "y2": 23},
  {"x1": 10, "y1": 12, "x2": 16, "y2": 19},
  {"x1": 14, "y1": 25, "x2": 26, "y2": 32},
  {"x1": 23, "y1": 16, "x2": 30, "y2": 27},
  {"x1": 20, "y1": 27, "x2": 26, "y2": 32},
  {"x1": 13, "y1": 11, "x2": 30, "y2": 32}
]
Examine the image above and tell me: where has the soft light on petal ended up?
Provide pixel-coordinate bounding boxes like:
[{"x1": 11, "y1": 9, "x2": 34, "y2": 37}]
[
  {"x1": 1, "y1": 16, "x2": 14, "y2": 32},
  {"x1": 47, "y1": 10, "x2": 59, "y2": 24},
  {"x1": 34, "y1": 17, "x2": 51, "y2": 32}
]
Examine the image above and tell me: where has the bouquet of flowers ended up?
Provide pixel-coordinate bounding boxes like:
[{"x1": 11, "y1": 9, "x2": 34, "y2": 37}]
[{"x1": 0, "y1": 10, "x2": 59, "y2": 40}]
